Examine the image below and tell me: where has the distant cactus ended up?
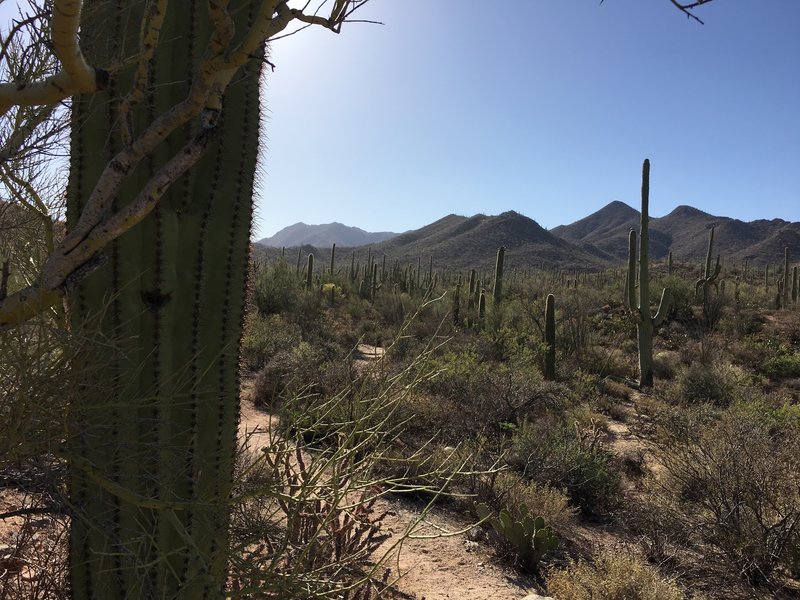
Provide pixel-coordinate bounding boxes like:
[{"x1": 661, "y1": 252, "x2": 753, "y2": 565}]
[
  {"x1": 781, "y1": 247, "x2": 790, "y2": 309},
  {"x1": 544, "y1": 293, "x2": 556, "y2": 380},
  {"x1": 306, "y1": 253, "x2": 314, "y2": 289},
  {"x1": 476, "y1": 503, "x2": 559, "y2": 570},
  {"x1": 625, "y1": 160, "x2": 672, "y2": 388},
  {"x1": 452, "y1": 283, "x2": 461, "y2": 325},
  {"x1": 479, "y1": 289, "x2": 486, "y2": 321},
  {"x1": 493, "y1": 246, "x2": 505, "y2": 306},
  {"x1": 792, "y1": 265, "x2": 798, "y2": 306},
  {"x1": 330, "y1": 243, "x2": 336, "y2": 276},
  {"x1": 695, "y1": 227, "x2": 721, "y2": 302}
]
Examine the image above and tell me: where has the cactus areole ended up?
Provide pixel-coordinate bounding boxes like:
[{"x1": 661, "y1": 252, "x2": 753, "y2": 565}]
[{"x1": 61, "y1": 2, "x2": 354, "y2": 598}]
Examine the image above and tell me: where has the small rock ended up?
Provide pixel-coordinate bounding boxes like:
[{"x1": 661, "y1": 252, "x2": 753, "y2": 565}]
[
  {"x1": 521, "y1": 595, "x2": 555, "y2": 600},
  {"x1": 463, "y1": 540, "x2": 479, "y2": 552},
  {"x1": 465, "y1": 526, "x2": 485, "y2": 541}
]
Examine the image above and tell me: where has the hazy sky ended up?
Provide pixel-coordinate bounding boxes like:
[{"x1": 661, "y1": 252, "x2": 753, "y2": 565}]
[{"x1": 257, "y1": 0, "x2": 800, "y2": 239}]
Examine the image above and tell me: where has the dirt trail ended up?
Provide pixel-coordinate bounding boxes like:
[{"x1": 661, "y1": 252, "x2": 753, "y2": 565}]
[{"x1": 239, "y1": 355, "x2": 540, "y2": 600}]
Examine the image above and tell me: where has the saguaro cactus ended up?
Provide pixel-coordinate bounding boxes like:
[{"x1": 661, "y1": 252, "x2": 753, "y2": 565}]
[
  {"x1": 492, "y1": 246, "x2": 505, "y2": 306},
  {"x1": 625, "y1": 160, "x2": 672, "y2": 388},
  {"x1": 52, "y1": 3, "x2": 362, "y2": 598},
  {"x1": 695, "y1": 226, "x2": 721, "y2": 302},
  {"x1": 306, "y1": 253, "x2": 315, "y2": 289},
  {"x1": 781, "y1": 247, "x2": 790, "y2": 309},
  {"x1": 544, "y1": 293, "x2": 556, "y2": 380}
]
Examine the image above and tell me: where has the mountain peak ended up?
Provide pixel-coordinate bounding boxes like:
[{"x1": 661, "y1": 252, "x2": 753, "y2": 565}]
[{"x1": 257, "y1": 222, "x2": 399, "y2": 248}]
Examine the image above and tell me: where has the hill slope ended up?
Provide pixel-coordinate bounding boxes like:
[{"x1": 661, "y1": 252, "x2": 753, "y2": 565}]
[
  {"x1": 553, "y1": 202, "x2": 800, "y2": 265},
  {"x1": 257, "y1": 222, "x2": 398, "y2": 248}
]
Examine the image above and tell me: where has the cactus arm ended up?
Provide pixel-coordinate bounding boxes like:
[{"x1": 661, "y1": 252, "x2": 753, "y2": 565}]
[{"x1": 653, "y1": 288, "x2": 673, "y2": 327}]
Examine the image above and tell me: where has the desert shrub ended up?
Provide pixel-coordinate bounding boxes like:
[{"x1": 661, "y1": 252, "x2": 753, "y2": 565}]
[
  {"x1": 717, "y1": 307, "x2": 764, "y2": 337},
  {"x1": 671, "y1": 362, "x2": 736, "y2": 406},
  {"x1": 661, "y1": 274, "x2": 695, "y2": 323},
  {"x1": 509, "y1": 416, "x2": 621, "y2": 518},
  {"x1": 652, "y1": 350, "x2": 680, "y2": 380},
  {"x1": 241, "y1": 312, "x2": 303, "y2": 371},
  {"x1": 423, "y1": 349, "x2": 547, "y2": 429},
  {"x1": 252, "y1": 258, "x2": 301, "y2": 316},
  {"x1": 624, "y1": 476, "x2": 704, "y2": 567},
  {"x1": 476, "y1": 470, "x2": 577, "y2": 533},
  {"x1": 761, "y1": 351, "x2": 800, "y2": 378},
  {"x1": 655, "y1": 401, "x2": 800, "y2": 583},
  {"x1": 252, "y1": 340, "x2": 321, "y2": 408},
  {"x1": 545, "y1": 548, "x2": 685, "y2": 600}
]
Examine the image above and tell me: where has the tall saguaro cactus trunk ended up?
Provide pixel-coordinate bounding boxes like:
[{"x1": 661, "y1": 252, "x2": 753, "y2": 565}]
[
  {"x1": 625, "y1": 160, "x2": 671, "y2": 389},
  {"x1": 65, "y1": 3, "x2": 261, "y2": 598}
]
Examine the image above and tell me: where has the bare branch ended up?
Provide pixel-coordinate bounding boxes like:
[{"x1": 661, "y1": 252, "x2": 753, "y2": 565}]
[{"x1": 0, "y1": 0, "x2": 107, "y2": 116}]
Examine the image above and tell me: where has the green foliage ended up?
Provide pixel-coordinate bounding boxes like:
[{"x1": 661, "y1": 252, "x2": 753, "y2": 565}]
[
  {"x1": 509, "y1": 416, "x2": 621, "y2": 517},
  {"x1": 476, "y1": 502, "x2": 559, "y2": 571},
  {"x1": 241, "y1": 312, "x2": 303, "y2": 371},
  {"x1": 761, "y1": 351, "x2": 800, "y2": 378},
  {"x1": 253, "y1": 258, "x2": 302, "y2": 316}
]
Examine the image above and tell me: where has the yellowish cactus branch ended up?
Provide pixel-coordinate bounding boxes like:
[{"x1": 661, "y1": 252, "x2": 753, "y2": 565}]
[{"x1": 0, "y1": 0, "x2": 105, "y2": 116}]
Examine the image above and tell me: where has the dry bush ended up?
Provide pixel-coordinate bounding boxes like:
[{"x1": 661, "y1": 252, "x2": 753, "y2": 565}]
[
  {"x1": 477, "y1": 470, "x2": 577, "y2": 534},
  {"x1": 654, "y1": 402, "x2": 800, "y2": 584},
  {"x1": 668, "y1": 362, "x2": 739, "y2": 407},
  {"x1": 0, "y1": 491, "x2": 69, "y2": 600},
  {"x1": 545, "y1": 548, "x2": 686, "y2": 600},
  {"x1": 653, "y1": 350, "x2": 681, "y2": 380}
]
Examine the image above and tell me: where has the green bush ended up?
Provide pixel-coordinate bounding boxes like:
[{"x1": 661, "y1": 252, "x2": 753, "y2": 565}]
[
  {"x1": 509, "y1": 416, "x2": 621, "y2": 518},
  {"x1": 252, "y1": 258, "x2": 301, "y2": 316},
  {"x1": 761, "y1": 352, "x2": 800, "y2": 378},
  {"x1": 241, "y1": 312, "x2": 302, "y2": 371}
]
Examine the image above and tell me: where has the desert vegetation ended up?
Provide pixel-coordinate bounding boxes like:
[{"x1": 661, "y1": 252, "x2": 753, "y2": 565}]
[
  {"x1": 2, "y1": 1, "x2": 799, "y2": 599},
  {"x1": 4, "y1": 169, "x2": 800, "y2": 597}
]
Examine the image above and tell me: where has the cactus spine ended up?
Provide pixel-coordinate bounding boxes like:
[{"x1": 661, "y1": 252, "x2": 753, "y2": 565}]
[
  {"x1": 492, "y1": 246, "x2": 505, "y2": 306},
  {"x1": 544, "y1": 293, "x2": 556, "y2": 380},
  {"x1": 65, "y1": 3, "x2": 263, "y2": 597},
  {"x1": 625, "y1": 160, "x2": 672, "y2": 388}
]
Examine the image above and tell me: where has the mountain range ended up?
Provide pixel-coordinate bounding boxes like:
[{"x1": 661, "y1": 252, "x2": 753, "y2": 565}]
[
  {"x1": 255, "y1": 203, "x2": 800, "y2": 272},
  {"x1": 257, "y1": 222, "x2": 398, "y2": 248}
]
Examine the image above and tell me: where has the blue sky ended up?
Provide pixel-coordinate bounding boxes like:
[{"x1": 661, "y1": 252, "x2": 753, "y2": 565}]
[
  {"x1": 256, "y1": 0, "x2": 799, "y2": 239},
  {"x1": 1, "y1": 2, "x2": 796, "y2": 240}
]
